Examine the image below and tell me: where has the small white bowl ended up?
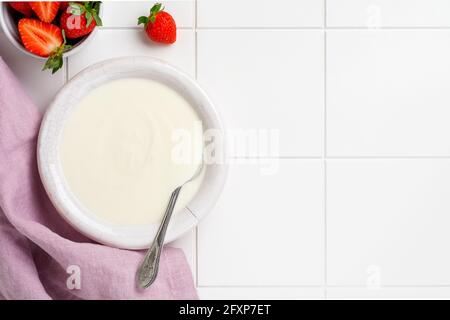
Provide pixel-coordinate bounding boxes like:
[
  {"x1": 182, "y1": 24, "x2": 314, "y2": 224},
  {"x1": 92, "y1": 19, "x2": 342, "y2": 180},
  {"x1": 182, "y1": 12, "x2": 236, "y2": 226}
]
[
  {"x1": 0, "y1": 2, "x2": 101, "y2": 60},
  {"x1": 38, "y1": 57, "x2": 228, "y2": 249}
]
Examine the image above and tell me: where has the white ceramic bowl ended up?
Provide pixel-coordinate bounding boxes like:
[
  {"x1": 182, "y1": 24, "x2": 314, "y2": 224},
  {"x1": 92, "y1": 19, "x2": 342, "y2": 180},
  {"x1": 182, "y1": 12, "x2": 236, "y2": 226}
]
[
  {"x1": 0, "y1": 2, "x2": 101, "y2": 59},
  {"x1": 38, "y1": 57, "x2": 228, "y2": 249}
]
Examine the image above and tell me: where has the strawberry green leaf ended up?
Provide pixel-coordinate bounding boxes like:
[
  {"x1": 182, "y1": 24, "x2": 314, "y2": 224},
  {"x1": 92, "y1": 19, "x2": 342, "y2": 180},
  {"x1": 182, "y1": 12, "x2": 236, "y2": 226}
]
[
  {"x1": 85, "y1": 11, "x2": 93, "y2": 27},
  {"x1": 149, "y1": 3, "x2": 164, "y2": 23},
  {"x1": 93, "y1": 14, "x2": 102, "y2": 26},
  {"x1": 93, "y1": 1, "x2": 101, "y2": 13},
  {"x1": 86, "y1": 2, "x2": 103, "y2": 26},
  {"x1": 42, "y1": 31, "x2": 72, "y2": 75},
  {"x1": 69, "y1": 3, "x2": 83, "y2": 15},
  {"x1": 150, "y1": 3, "x2": 163, "y2": 15},
  {"x1": 62, "y1": 29, "x2": 67, "y2": 44},
  {"x1": 43, "y1": 55, "x2": 63, "y2": 74},
  {"x1": 148, "y1": 3, "x2": 164, "y2": 23},
  {"x1": 138, "y1": 16, "x2": 149, "y2": 26}
]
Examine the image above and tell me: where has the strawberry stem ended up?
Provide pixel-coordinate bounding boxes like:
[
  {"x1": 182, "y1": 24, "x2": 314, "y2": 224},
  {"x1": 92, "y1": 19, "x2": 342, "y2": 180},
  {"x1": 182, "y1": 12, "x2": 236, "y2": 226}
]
[
  {"x1": 138, "y1": 3, "x2": 164, "y2": 27},
  {"x1": 149, "y1": 3, "x2": 164, "y2": 23},
  {"x1": 42, "y1": 30, "x2": 72, "y2": 74}
]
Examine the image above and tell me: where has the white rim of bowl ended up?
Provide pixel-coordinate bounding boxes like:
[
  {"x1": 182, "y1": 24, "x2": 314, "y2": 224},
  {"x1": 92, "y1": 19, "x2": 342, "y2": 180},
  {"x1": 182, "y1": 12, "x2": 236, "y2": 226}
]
[{"x1": 37, "y1": 57, "x2": 228, "y2": 249}]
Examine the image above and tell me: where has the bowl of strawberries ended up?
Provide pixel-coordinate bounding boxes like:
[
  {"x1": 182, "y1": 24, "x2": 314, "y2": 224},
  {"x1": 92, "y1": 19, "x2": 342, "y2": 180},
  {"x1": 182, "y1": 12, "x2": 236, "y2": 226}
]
[{"x1": 0, "y1": 1, "x2": 102, "y2": 74}]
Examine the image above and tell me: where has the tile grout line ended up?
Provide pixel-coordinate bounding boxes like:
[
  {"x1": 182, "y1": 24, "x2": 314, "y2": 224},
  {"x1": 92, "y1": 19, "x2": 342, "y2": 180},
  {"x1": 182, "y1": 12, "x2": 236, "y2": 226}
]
[
  {"x1": 197, "y1": 284, "x2": 450, "y2": 289},
  {"x1": 194, "y1": 0, "x2": 198, "y2": 30},
  {"x1": 229, "y1": 156, "x2": 450, "y2": 160},
  {"x1": 195, "y1": 26, "x2": 324, "y2": 30},
  {"x1": 327, "y1": 156, "x2": 450, "y2": 159},
  {"x1": 194, "y1": 26, "x2": 450, "y2": 30},
  {"x1": 325, "y1": 26, "x2": 450, "y2": 30},
  {"x1": 194, "y1": 0, "x2": 199, "y2": 289},
  {"x1": 100, "y1": 26, "x2": 195, "y2": 30},
  {"x1": 323, "y1": 0, "x2": 328, "y2": 300},
  {"x1": 64, "y1": 57, "x2": 69, "y2": 83},
  {"x1": 328, "y1": 284, "x2": 450, "y2": 288},
  {"x1": 197, "y1": 285, "x2": 325, "y2": 289},
  {"x1": 324, "y1": 160, "x2": 328, "y2": 298},
  {"x1": 98, "y1": 26, "x2": 450, "y2": 32}
]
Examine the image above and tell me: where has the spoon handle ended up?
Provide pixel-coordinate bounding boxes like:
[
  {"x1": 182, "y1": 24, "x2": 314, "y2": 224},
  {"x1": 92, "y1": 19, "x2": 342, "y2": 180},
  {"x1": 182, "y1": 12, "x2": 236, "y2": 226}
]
[{"x1": 137, "y1": 185, "x2": 183, "y2": 289}]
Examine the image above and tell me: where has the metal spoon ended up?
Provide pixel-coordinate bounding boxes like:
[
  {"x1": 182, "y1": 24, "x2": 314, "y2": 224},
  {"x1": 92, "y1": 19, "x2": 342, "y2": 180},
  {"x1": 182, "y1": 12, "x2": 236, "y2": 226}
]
[{"x1": 137, "y1": 160, "x2": 204, "y2": 289}]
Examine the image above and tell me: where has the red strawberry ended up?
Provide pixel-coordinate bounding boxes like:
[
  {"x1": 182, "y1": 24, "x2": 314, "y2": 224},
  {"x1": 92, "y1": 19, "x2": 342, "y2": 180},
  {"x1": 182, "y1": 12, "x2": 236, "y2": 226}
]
[
  {"x1": 138, "y1": 3, "x2": 176, "y2": 44},
  {"x1": 60, "y1": 12, "x2": 95, "y2": 39},
  {"x1": 8, "y1": 2, "x2": 33, "y2": 17},
  {"x1": 18, "y1": 18, "x2": 71, "y2": 73},
  {"x1": 30, "y1": 1, "x2": 60, "y2": 23},
  {"x1": 18, "y1": 18, "x2": 62, "y2": 57},
  {"x1": 60, "y1": 2, "x2": 102, "y2": 39}
]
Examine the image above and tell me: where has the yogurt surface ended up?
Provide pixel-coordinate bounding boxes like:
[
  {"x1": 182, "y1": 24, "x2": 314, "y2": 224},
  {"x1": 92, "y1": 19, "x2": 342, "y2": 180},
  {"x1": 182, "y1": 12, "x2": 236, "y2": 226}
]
[{"x1": 60, "y1": 78, "x2": 204, "y2": 226}]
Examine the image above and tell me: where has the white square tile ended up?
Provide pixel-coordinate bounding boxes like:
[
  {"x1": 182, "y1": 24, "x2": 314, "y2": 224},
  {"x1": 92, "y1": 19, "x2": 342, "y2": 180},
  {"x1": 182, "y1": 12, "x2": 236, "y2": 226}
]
[
  {"x1": 198, "y1": 0, "x2": 324, "y2": 28},
  {"x1": 327, "y1": 0, "x2": 450, "y2": 27},
  {"x1": 327, "y1": 30, "x2": 450, "y2": 156},
  {"x1": 199, "y1": 287, "x2": 325, "y2": 300},
  {"x1": 198, "y1": 160, "x2": 324, "y2": 286},
  {"x1": 170, "y1": 229, "x2": 197, "y2": 281},
  {"x1": 197, "y1": 30, "x2": 324, "y2": 157},
  {"x1": 327, "y1": 287, "x2": 450, "y2": 300},
  {"x1": 102, "y1": 1, "x2": 194, "y2": 28},
  {"x1": 0, "y1": 33, "x2": 65, "y2": 112},
  {"x1": 68, "y1": 29, "x2": 195, "y2": 78},
  {"x1": 327, "y1": 160, "x2": 450, "y2": 286}
]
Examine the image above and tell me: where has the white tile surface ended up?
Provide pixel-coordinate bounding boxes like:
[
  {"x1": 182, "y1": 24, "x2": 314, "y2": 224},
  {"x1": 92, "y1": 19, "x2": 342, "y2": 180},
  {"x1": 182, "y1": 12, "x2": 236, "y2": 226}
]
[
  {"x1": 197, "y1": 30, "x2": 324, "y2": 157},
  {"x1": 327, "y1": 30, "x2": 450, "y2": 157},
  {"x1": 198, "y1": 160, "x2": 324, "y2": 286},
  {"x1": 68, "y1": 29, "x2": 195, "y2": 78},
  {"x1": 198, "y1": 0, "x2": 324, "y2": 28},
  {"x1": 102, "y1": 1, "x2": 194, "y2": 28},
  {"x1": 0, "y1": 33, "x2": 65, "y2": 112},
  {"x1": 327, "y1": 0, "x2": 450, "y2": 27},
  {"x1": 199, "y1": 287, "x2": 325, "y2": 300},
  {"x1": 327, "y1": 160, "x2": 450, "y2": 286},
  {"x1": 327, "y1": 287, "x2": 450, "y2": 300},
  {"x1": 170, "y1": 229, "x2": 197, "y2": 279},
  {"x1": 5, "y1": 0, "x2": 450, "y2": 300}
]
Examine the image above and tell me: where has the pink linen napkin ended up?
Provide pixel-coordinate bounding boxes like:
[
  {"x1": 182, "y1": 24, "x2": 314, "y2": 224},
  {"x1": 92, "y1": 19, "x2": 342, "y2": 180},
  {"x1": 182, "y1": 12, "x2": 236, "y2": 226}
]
[{"x1": 0, "y1": 57, "x2": 198, "y2": 300}]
